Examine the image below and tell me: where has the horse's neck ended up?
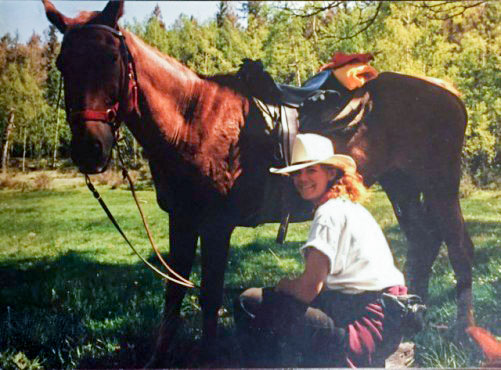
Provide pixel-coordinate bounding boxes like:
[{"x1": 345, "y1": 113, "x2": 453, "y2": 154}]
[
  {"x1": 122, "y1": 30, "x2": 202, "y2": 151},
  {"x1": 125, "y1": 30, "x2": 200, "y2": 98}
]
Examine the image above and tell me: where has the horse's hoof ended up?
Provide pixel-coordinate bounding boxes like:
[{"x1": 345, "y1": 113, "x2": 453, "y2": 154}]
[
  {"x1": 144, "y1": 353, "x2": 164, "y2": 369},
  {"x1": 439, "y1": 321, "x2": 472, "y2": 345},
  {"x1": 145, "y1": 349, "x2": 175, "y2": 369},
  {"x1": 197, "y1": 342, "x2": 220, "y2": 367}
]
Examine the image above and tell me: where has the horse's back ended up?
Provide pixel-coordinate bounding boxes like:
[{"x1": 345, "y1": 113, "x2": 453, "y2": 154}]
[
  {"x1": 358, "y1": 72, "x2": 467, "y2": 191},
  {"x1": 365, "y1": 71, "x2": 467, "y2": 139},
  {"x1": 369, "y1": 72, "x2": 467, "y2": 124}
]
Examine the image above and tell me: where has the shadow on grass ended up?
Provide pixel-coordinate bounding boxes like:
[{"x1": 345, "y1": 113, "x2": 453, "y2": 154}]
[
  {"x1": 1, "y1": 215, "x2": 500, "y2": 369},
  {"x1": 1, "y1": 251, "x2": 166, "y2": 368},
  {"x1": 0, "y1": 238, "x2": 302, "y2": 369}
]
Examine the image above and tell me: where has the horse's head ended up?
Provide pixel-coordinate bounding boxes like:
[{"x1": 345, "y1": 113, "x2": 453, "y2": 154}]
[{"x1": 43, "y1": 0, "x2": 131, "y2": 174}]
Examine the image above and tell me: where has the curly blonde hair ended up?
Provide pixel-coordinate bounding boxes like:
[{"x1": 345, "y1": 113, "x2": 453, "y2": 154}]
[{"x1": 320, "y1": 165, "x2": 368, "y2": 203}]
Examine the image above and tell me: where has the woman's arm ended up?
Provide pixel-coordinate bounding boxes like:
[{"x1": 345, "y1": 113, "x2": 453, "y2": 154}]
[{"x1": 275, "y1": 248, "x2": 330, "y2": 303}]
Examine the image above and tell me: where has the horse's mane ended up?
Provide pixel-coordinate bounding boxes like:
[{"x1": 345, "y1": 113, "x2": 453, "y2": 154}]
[
  {"x1": 123, "y1": 29, "x2": 200, "y2": 83},
  {"x1": 125, "y1": 29, "x2": 248, "y2": 96},
  {"x1": 75, "y1": 11, "x2": 100, "y2": 23},
  {"x1": 202, "y1": 73, "x2": 249, "y2": 95},
  {"x1": 417, "y1": 75, "x2": 462, "y2": 97}
]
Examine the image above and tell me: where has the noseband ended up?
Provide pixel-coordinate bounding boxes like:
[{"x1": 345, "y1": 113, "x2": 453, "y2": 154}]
[{"x1": 62, "y1": 24, "x2": 139, "y2": 130}]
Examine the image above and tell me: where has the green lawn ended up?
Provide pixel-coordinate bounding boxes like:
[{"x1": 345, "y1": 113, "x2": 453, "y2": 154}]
[{"x1": 1, "y1": 183, "x2": 501, "y2": 368}]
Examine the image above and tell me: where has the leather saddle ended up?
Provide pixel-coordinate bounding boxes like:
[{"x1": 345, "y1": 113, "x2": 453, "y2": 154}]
[
  {"x1": 276, "y1": 70, "x2": 334, "y2": 108},
  {"x1": 237, "y1": 59, "x2": 366, "y2": 243},
  {"x1": 237, "y1": 59, "x2": 340, "y2": 108}
]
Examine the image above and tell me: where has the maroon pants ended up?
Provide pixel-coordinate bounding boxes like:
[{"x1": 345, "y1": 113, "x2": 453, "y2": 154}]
[{"x1": 234, "y1": 286, "x2": 407, "y2": 368}]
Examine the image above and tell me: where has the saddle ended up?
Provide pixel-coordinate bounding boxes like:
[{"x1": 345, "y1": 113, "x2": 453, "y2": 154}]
[
  {"x1": 237, "y1": 59, "x2": 374, "y2": 164},
  {"x1": 238, "y1": 58, "x2": 339, "y2": 108},
  {"x1": 237, "y1": 59, "x2": 345, "y2": 164},
  {"x1": 236, "y1": 59, "x2": 374, "y2": 242}
]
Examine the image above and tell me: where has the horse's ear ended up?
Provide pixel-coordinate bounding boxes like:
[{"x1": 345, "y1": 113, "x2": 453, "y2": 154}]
[
  {"x1": 42, "y1": 0, "x2": 68, "y2": 33},
  {"x1": 95, "y1": 0, "x2": 124, "y2": 28}
]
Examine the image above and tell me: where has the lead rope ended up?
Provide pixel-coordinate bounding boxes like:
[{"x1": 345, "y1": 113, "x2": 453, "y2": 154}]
[
  {"x1": 84, "y1": 148, "x2": 197, "y2": 288},
  {"x1": 114, "y1": 140, "x2": 198, "y2": 288}
]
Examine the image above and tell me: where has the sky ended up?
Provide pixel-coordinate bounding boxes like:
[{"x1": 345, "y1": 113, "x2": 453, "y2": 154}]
[{"x1": 0, "y1": 1, "x2": 227, "y2": 43}]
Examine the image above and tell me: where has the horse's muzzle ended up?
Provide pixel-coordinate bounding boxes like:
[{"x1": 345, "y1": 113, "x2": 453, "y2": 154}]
[{"x1": 70, "y1": 120, "x2": 115, "y2": 174}]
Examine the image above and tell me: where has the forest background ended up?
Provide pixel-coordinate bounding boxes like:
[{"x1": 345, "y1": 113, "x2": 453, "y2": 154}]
[{"x1": 0, "y1": 0, "x2": 500, "y2": 186}]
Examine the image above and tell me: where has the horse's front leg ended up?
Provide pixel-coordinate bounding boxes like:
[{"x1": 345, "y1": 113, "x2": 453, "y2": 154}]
[
  {"x1": 199, "y1": 223, "x2": 234, "y2": 360},
  {"x1": 147, "y1": 212, "x2": 199, "y2": 367}
]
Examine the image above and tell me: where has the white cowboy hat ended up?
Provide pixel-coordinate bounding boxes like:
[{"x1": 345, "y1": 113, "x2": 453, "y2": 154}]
[{"x1": 270, "y1": 133, "x2": 357, "y2": 175}]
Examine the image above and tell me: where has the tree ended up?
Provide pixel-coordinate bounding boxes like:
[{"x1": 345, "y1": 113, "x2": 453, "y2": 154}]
[
  {"x1": 43, "y1": 25, "x2": 68, "y2": 166},
  {"x1": 1, "y1": 109, "x2": 14, "y2": 174},
  {"x1": 263, "y1": 8, "x2": 319, "y2": 84},
  {"x1": 282, "y1": 1, "x2": 485, "y2": 39},
  {"x1": 216, "y1": 1, "x2": 238, "y2": 28}
]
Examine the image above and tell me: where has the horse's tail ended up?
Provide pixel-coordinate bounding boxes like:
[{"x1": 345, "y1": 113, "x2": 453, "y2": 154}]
[{"x1": 467, "y1": 326, "x2": 501, "y2": 367}]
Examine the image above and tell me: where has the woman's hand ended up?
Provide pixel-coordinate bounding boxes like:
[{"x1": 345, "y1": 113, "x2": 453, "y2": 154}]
[
  {"x1": 275, "y1": 248, "x2": 329, "y2": 303},
  {"x1": 276, "y1": 277, "x2": 296, "y2": 293}
]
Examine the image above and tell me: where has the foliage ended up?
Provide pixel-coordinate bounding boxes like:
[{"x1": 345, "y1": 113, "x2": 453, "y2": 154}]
[{"x1": 0, "y1": 1, "x2": 499, "y2": 182}]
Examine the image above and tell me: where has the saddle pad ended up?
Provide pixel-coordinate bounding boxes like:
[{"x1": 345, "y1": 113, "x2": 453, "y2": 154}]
[{"x1": 333, "y1": 63, "x2": 379, "y2": 90}]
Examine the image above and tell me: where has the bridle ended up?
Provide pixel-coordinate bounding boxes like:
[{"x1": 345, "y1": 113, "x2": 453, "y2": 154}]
[
  {"x1": 60, "y1": 24, "x2": 139, "y2": 132},
  {"x1": 57, "y1": 24, "x2": 196, "y2": 289}
]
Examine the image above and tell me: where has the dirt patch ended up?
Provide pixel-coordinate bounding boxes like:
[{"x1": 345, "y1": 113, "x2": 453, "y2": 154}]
[
  {"x1": 0, "y1": 170, "x2": 85, "y2": 190},
  {"x1": 386, "y1": 342, "x2": 415, "y2": 368}
]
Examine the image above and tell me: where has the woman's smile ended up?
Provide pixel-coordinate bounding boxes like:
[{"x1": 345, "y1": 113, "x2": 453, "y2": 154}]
[{"x1": 292, "y1": 164, "x2": 336, "y2": 203}]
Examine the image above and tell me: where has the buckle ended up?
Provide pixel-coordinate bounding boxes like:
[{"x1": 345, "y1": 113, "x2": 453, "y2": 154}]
[{"x1": 106, "y1": 108, "x2": 117, "y2": 122}]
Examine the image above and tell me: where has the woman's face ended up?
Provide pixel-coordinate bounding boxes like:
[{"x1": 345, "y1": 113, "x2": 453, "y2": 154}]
[{"x1": 291, "y1": 164, "x2": 337, "y2": 203}]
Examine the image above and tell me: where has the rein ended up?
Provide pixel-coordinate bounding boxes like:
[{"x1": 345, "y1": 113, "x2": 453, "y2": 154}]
[
  {"x1": 84, "y1": 143, "x2": 197, "y2": 289},
  {"x1": 58, "y1": 24, "x2": 196, "y2": 288}
]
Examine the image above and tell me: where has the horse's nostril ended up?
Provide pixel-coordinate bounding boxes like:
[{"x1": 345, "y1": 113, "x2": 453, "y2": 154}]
[{"x1": 92, "y1": 140, "x2": 102, "y2": 154}]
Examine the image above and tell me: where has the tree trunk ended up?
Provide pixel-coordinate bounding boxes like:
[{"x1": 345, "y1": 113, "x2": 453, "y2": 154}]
[
  {"x1": 22, "y1": 127, "x2": 27, "y2": 173},
  {"x1": 52, "y1": 113, "x2": 59, "y2": 168},
  {"x1": 133, "y1": 137, "x2": 138, "y2": 166},
  {"x1": 294, "y1": 50, "x2": 301, "y2": 86},
  {"x1": 1, "y1": 110, "x2": 14, "y2": 174}
]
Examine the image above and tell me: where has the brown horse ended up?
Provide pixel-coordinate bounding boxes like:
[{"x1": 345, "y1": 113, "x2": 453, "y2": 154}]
[
  {"x1": 42, "y1": 0, "x2": 474, "y2": 365},
  {"x1": 42, "y1": 0, "x2": 310, "y2": 364}
]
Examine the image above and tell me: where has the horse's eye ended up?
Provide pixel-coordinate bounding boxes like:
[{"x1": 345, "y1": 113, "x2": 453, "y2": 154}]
[
  {"x1": 101, "y1": 51, "x2": 118, "y2": 65},
  {"x1": 110, "y1": 52, "x2": 119, "y2": 64}
]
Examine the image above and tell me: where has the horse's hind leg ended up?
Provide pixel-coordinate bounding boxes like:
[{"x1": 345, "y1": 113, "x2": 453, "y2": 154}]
[
  {"x1": 425, "y1": 192, "x2": 475, "y2": 332},
  {"x1": 379, "y1": 172, "x2": 443, "y2": 302},
  {"x1": 148, "y1": 212, "x2": 199, "y2": 367}
]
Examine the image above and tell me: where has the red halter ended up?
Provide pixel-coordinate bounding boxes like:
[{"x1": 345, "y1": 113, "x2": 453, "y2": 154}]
[{"x1": 63, "y1": 24, "x2": 139, "y2": 129}]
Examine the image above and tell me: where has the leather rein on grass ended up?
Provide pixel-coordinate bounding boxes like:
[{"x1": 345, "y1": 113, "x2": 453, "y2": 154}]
[{"x1": 84, "y1": 142, "x2": 197, "y2": 289}]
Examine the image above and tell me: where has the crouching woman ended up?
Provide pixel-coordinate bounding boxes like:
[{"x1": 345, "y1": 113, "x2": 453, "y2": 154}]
[{"x1": 234, "y1": 133, "x2": 408, "y2": 368}]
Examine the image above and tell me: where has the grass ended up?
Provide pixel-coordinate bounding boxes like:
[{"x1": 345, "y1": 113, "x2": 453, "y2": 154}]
[{"x1": 1, "y1": 173, "x2": 501, "y2": 368}]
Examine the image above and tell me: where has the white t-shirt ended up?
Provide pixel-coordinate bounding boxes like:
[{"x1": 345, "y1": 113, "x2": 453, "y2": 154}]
[{"x1": 300, "y1": 198, "x2": 405, "y2": 294}]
